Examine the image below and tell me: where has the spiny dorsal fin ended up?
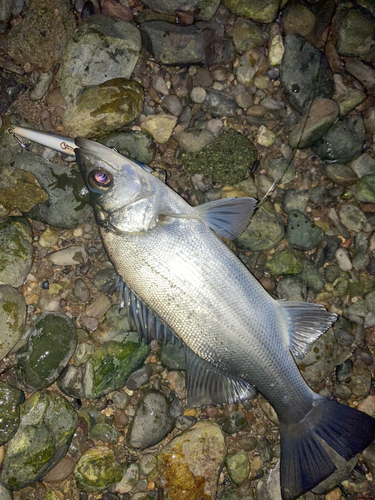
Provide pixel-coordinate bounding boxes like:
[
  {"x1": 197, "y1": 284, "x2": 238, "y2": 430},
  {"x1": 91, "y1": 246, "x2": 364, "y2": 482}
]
[
  {"x1": 185, "y1": 347, "x2": 257, "y2": 407},
  {"x1": 160, "y1": 197, "x2": 257, "y2": 240},
  {"x1": 278, "y1": 300, "x2": 337, "y2": 359}
]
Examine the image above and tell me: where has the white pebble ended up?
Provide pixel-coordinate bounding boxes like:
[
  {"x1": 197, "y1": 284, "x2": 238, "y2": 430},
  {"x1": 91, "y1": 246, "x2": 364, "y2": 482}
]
[
  {"x1": 335, "y1": 248, "x2": 352, "y2": 272},
  {"x1": 206, "y1": 118, "x2": 223, "y2": 136},
  {"x1": 190, "y1": 86, "x2": 206, "y2": 104}
]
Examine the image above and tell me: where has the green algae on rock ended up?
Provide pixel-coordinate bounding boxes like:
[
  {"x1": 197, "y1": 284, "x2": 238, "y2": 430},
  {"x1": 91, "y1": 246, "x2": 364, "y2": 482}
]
[
  {"x1": 0, "y1": 285, "x2": 26, "y2": 362},
  {"x1": 74, "y1": 446, "x2": 123, "y2": 492},
  {"x1": 0, "y1": 167, "x2": 48, "y2": 212},
  {"x1": 156, "y1": 421, "x2": 226, "y2": 500},
  {"x1": 0, "y1": 382, "x2": 24, "y2": 446},
  {"x1": 83, "y1": 333, "x2": 149, "y2": 398},
  {"x1": 0, "y1": 391, "x2": 77, "y2": 490},
  {"x1": 0, "y1": 216, "x2": 33, "y2": 288},
  {"x1": 15, "y1": 313, "x2": 77, "y2": 392},
  {"x1": 223, "y1": 0, "x2": 280, "y2": 23},
  {"x1": 225, "y1": 450, "x2": 250, "y2": 485},
  {"x1": 181, "y1": 129, "x2": 257, "y2": 185},
  {"x1": 355, "y1": 175, "x2": 375, "y2": 203},
  {"x1": 265, "y1": 248, "x2": 303, "y2": 276},
  {"x1": 63, "y1": 79, "x2": 144, "y2": 138}
]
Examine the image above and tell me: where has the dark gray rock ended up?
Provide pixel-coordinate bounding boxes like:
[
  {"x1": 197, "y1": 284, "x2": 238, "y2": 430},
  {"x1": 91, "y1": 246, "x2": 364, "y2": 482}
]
[
  {"x1": 286, "y1": 210, "x2": 324, "y2": 251},
  {"x1": 99, "y1": 130, "x2": 156, "y2": 165},
  {"x1": 238, "y1": 202, "x2": 284, "y2": 252},
  {"x1": 126, "y1": 365, "x2": 153, "y2": 391},
  {"x1": 222, "y1": 411, "x2": 247, "y2": 434},
  {"x1": 0, "y1": 382, "x2": 24, "y2": 446},
  {"x1": 15, "y1": 313, "x2": 77, "y2": 391},
  {"x1": 203, "y1": 89, "x2": 239, "y2": 117},
  {"x1": 129, "y1": 391, "x2": 174, "y2": 449},
  {"x1": 311, "y1": 115, "x2": 365, "y2": 164},
  {"x1": 280, "y1": 34, "x2": 334, "y2": 114},
  {"x1": 141, "y1": 0, "x2": 220, "y2": 20},
  {"x1": 12, "y1": 153, "x2": 92, "y2": 229},
  {"x1": 57, "y1": 365, "x2": 85, "y2": 399},
  {"x1": 335, "y1": 7, "x2": 375, "y2": 62},
  {"x1": 276, "y1": 276, "x2": 307, "y2": 302}
]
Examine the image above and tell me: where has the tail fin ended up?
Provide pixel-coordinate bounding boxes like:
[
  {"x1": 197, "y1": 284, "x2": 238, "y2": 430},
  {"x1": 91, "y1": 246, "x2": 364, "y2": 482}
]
[{"x1": 280, "y1": 397, "x2": 375, "y2": 500}]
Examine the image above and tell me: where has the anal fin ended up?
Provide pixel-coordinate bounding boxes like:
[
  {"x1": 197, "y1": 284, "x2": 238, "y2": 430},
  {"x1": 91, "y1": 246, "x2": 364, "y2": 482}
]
[{"x1": 185, "y1": 347, "x2": 257, "y2": 407}]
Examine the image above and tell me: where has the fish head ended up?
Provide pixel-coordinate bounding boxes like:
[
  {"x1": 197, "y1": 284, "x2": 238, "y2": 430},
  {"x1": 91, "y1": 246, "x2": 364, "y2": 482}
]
[{"x1": 75, "y1": 137, "x2": 157, "y2": 233}]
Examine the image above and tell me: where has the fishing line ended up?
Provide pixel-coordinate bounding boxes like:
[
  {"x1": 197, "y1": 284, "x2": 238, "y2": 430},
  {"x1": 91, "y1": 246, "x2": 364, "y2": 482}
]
[{"x1": 256, "y1": 0, "x2": 339, "y2": 210}]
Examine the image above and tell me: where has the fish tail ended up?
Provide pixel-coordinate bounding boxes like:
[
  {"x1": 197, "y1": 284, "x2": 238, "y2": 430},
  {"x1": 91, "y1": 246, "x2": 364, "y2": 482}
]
[{"x1": 279, "y1": 396, "x2": 375, "y2": 500}]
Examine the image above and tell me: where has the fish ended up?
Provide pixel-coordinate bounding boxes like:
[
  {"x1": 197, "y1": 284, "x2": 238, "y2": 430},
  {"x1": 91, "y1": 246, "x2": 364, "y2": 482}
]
[{"x1": 10, "y1": 127, "x2": 375, "y2": 500}]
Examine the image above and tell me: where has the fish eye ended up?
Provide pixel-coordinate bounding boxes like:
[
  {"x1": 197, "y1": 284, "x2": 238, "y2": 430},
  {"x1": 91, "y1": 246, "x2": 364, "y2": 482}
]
[{"x1": 88, "y1": 169, "x2": 112, "y2": 190}]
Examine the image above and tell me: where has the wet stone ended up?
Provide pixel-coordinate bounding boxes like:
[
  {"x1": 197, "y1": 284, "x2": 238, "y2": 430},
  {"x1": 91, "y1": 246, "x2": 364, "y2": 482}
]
[
  {"x1": 336, "y1": 89, "x2": 367, "y2": 117},
  {"x1": 175, "y1": 130, "x2": 215, "y2": 153},
  {"x1": 63, "y1": 79, "x2": 144, "y2": 138},
  {"x1": 162, "y1": 94, "x2": 183, "y2": 116},
  {"x1": 0, "y1": 382, "x2": 24, "y2": 446},
  {"x1": 90, "y1": 423, "x2": 118, "y2": 444},
  {"x1": 335, "y1": 7, "x2": 375, "y2": 61},
  {"x1": 286, "y1": 210, "x2": 324, "y2": 251},
  {"x1": 176, "y1": 415, "x2": 197, "y2": 431},
  {"x1": 355, "y1": 175, "x2": 375, "y2": 204},
  {"x1": 13, "y1": 153, "x2": 92, "y2": 229},
  {"x1": 100, "y1": 131, "x2": 156, "y2": 165},
  {"x1": 43, "y1": 456, "x2": 76, "y2": 483},
  {"x1": 325, "y1": 164, "x2": 358, "y2": 186},
  {"x1": 0, "y1": 285, "x2": 26, "y2": 362},
  {"x1": 57, "y1": 365, "x2": 85, "y2": 399},
  {"x1": 232, "y1": 17, "x2": 269, "y2": 54},
  {"x1": 156, "y1": 421, "x2": 226, "y2": 500},
  {"x1": 0, "y1": 216, "x2": 33, "y2": 287},
  {"x1": 49, "y1": 246, "x2": 89, "y2": 266},
  {"x1": 276, "y1": 276, "x2": 307, "y2": 302},
  {"x1": 139, "y1": 454, "x2": 157, "y2": 476},
  {"x1": 202, "y1": 89, "x2": 239, "y2": 117},
  {"x1": 222, "y1": 411, "x2": 247, "y2": 434},
  {"x1": 311, "y1": 115, "x2": 365, "y2": 164},
  {"x1": 351, "y1": 369, "x2": 372, "y2": 397},
  {"x1": 115, "y1": 462, "x2": 139, "y2": 495},
  {"x1": 263, "y1": 156, "x2": 295, "y2": 185},
  {"x1": 223, "y1": 0, "x2": 279, "y2": 23},
  {"x1": 0, "y1": 167, "x2": 48, "y2": 213},
  {"x1": 301, "y1": 260, "x2": 325, "y2": 292},
  {"x1": 226, "y1": 450, "x2": 249, "y2": 485},
  {"x1": 93, "y1": 305, "x2": 131, "y2": 344},
  {"x1": 325, "y1": 263, "x2": 341, "y2": 283},
  {"x1": 74, "y1": 445, "x2": 123, "y2": 492},
  {"x1": 15, "y1": 312, "x2": 77, "y2": 392},
  {"x1": 73, "y1": 278, "x2": 90, "y2": 303},
  {"x1": 335, "y1": 248, "x2": 352, "y2": 272},
  {"x1": 0, "y1": 391, "x2": 77, "y2": 490},
  {"x1": 236, "y1": 49, "x2": 268, "y2": 87},
  {"x1": 265, "y1": 248, "x2": 303, "y2": 276},
  {"x1": 350, "y1": 154, "x2": 375, "y2": 178},
  {"x1": 129, "y1": 391, "x2": 174, "y2": 449},
  {"x1": 141, "y1": 114, "x2": 177, "y2": 144},
  {"x1": 238, "y1": 202, "x2": 284, "y2": 252},
  {"x1": 282, "y1": 190, "x2": 309, "y2": 214},
  {"x1": 83, "y1": 334, "x2": 149, "y2": 398},
  {"x1": 126, "y1": 365, "x2": 153, "y2": 391},
  {"x1": 160, "y1": 341, "x2": 186, "y2": 370},
  {"x1": 339, "y1": 204, "x2": 367, "y2": 232},
  {"x1": 181, "y1": 129, "x2": 257, "y2": 185}
]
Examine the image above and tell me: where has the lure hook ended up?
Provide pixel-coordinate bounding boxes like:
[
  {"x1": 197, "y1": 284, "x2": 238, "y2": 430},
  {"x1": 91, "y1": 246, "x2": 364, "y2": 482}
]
[{"x1": 7, "y1": 127, "x2": 30, "y2": 152}]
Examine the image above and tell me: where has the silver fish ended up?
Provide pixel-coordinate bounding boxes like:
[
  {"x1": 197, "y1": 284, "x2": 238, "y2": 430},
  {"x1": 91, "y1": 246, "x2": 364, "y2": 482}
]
[{"x1": 9, "y1": 128, "x2": 375, "y2": 500}]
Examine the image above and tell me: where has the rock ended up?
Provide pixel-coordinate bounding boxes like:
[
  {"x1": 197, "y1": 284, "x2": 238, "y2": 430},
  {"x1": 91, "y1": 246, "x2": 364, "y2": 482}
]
[
  {"x1": 336, "y1": 360, "x2": 353, "y2": 383},
  {"x1": 93, "y1": 304, "x2": 131, "y2": 344},
  {"x1": 265, "y1": 248, "x2": 303, "y2": 276},
  {"x1": 350, "y1": 154, "x2": 375, "y2": 178},
  {"x1": 338, "y1": 204, "x2": 367, "y2": 232},
  {"x1": 335, "y1": 248, "x2": 352, "y2": 272},
  {"x1": 7, "y1": 0, "x2": 75, "y2": 68},
  {"x1": 351, "y1": 369, "x2": 372, "y2": 397},
  {"x1": 181, "y1": 129, "x2": 257, "y2": 185},
  {"x1": 156, "y1": 421, "x2": 226, "y2": 500},
  {"x1": 141, "y1": 114, "x2": 177, "y2": 144},
  {"x1": 226, "y1": 450, "x2": 250, "y2": 485},
  {"x1": 238, "y1": 201, "x2": 284, "y2": 252},
  {"x1": 63, "y1": 78, "x2": 144, "y2": 138},
  {"x1": 222, "y1": 411, "x2": 247, "y2": 434},
  {"x1": 139, "y1": 454, "x2": 157, "y2": 476},
  {"x1": 276, "y1": 276, "x2": 307, "y2": 302},
  {"x1": 301, "y1": 260, "x2": 325, "y2": 292},
  {"x1": 100, "y1": 131, "x2": 156, "y2": 165},
  {"x1": 176, "y1": 415, "x2": 197, "y2": 431},
  {"x1": 115, "y1": 462, "x2": 139, "y2": 494},
  {"x1": 160, "y1": 341, "x2": 186, "y2": 370},
  {"x1": 0, "y1": 382, "x2": 24, "y2": 445},
  {"x1": 0, "y1": 167, "x2": 48, "y2": 212},
  {"x1": 325, "y1": 163, "x2": 358, "y2": 186},
  {"x1": 232, "y1": 17, "x2": 269, "y2": 53},
  {"x1": 257, "y1": 126, "x2": 276, "y2": 147},
  {"x1": 357, "y1": 395, "x2": 375, "y2": 418},
  {"x1": 140, "y1": 21, "x2": 206, "y2": 65},
  {"x1": 142, "y1": 0, "x2": 220, "y2": 21},
  {"x1": 85, "y1": 294, "x2": 111, "y2": 319},
  {"x1": 222, "y1": 0, "x2": 280, "y2": 23},
  {"x1": 162, "y1": 94, "x2": 184, "y2": 116},
  {"x1": 236, "y1": 49, "x2": 268, "y2": 86},
  {"x1": 129, "y1": 391, "x2": 174, "y2": 449},
  {"x1": 58, "y1": 16, "x2": 141, "y2": 103},
  {"x1": 355, "y1": 175, "x2": 375, "y2": 203},
  {"x1": 263, "y1": 156, "x2": 295, "y2": 184},
  {"x1": 335, "y1": 89, "x2": 367, "y2": 116},
  {"x1": 175, "y1": 130, "x2": 215, "y2": 153},
  {"x1": 74, "y1": 446, "x2": 123, "y2": 492},
  {"x1": 345, "y1": 58, "x2": 375, "y2": 92},
  {"x1": 281, "y1": 2, "x2": 316, "y2": 37},
  {"x1": 0, "y1": 391, "x2": 77, "y2": 490},
  {"x1": 49, "y1": 246, "x2": 89, "y2": 266},
  {"x1": 90, "y1": 423, "x2": 118, "y2": 444},
  {"x1": 0, "y1": 285, "x2": 26, "y2": 361},
  {"x1": 38, "y1": 227, "x2": 59, "y2": 248},
  {"x1": 282, "y1": 190, "x2": 309, "y2": 213},
  {"x1": 311, "y1": 115, "x2": 365, "y2": 164},
  {"x1": 57, "y1": 365, "x2": 85, "y2": 399},
  {"x1": 335, "y1": 7, "x2": 375, "y2": 61},
  {"x1": 0, "y1": 216, "x2": 33, "y2": 287},
  {"x1": 29, "y1": 69, "x2": 53, "y2": 101},
  {"x1": 12, "y1": 153, "x2": 92, "y2": 229},
  {"x1": 202, "y1": 89, "x2": 239, "y2": 117},
  {"x1": 364, "y1": 107, "x2": 375, "y2": 135},
  {"x1": 83, "y1": 334, "x2": 149, "y2": 398},
  {"x1": 296, "y1": 328, "x2": 337, "y2": 387},
  {"x1": 15, "y1": 312, "x2": 77, "y2": 391},
  {"x1": 126, "y1": 364, "x2": 153, "y2": 391},
  {"x1": 73, "y1": 278, "x2": 90, "y2": 303},
  {"x1": 286, "y1": 210, "x2": 324, "y2": 251},
  {"x1": 312, "y1": 456, "x2": 357, "y2": 496},
  {"x1": 269, "y1": 34, "x2": 284, "y2": 66},
  {"x1": 289, "y1": 98, "x2": 339, "y2": 149},
  {"x1": 43, "y1": 456, "x2": 76, "y2": 483},
  {"x1": 280, "y1": 34, "x2": 334, "y2": 114}
]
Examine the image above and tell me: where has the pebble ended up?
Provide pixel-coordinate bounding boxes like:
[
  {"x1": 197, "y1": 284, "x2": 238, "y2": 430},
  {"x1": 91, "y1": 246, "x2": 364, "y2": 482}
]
[
  {"x1": 141, "y1": 114, "x2": 177, "y2": 144},
  {"x1": 162, "y1": 95, "x2": 183, "y2": 116},
  {"x1": 286, "y1": 210, "x2": 324, "y2": 251},
  {"x1": 335, "y1": 248, "x2": 353, "y2": 272},
  {"x1": 115, "y1": 462, "x2": 139, "y2": 494},
  {"x1": 139, "y1": 454, "x2": 157, "y2": 476},
  {"x1": 126, "y1": 365, "x2": 153, "y2": 391},
  {"x1": 0, "y1": 382, "x2": 24, "y2": 446},
  {"x1": 226, "y1": 450, "x2": 250, "y2": 485},
  {"x1": 152, "y1": 75, "x2": 169, "y2": 95},
  {"x1": 49, "y1": 246, "x2": 89, "y2": 266},
  {"x1": 190, "y1": 86, "x2": 206, "y2": 104},
  {"x1": 257, "y1": 126, "x2": 276, "y2": 146},
  {"x1": 0, "y1": 285, "x2": 26, "y2": 362},
  {"x1": 222, "y1": 411, "x2": 247, "y2": 434},
  {"x1": 74, "y1": 446, "x2": 122, "y2": 492},
  {"x1": 29, "y1": 69, "x2": 53, "y2": 101},
  {"x1": 276, "y1": 276, "x2": 307, "y2": 302}
]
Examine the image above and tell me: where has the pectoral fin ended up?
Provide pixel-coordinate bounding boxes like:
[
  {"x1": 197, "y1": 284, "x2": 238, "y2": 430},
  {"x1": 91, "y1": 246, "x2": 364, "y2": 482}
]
[
  {"x1": 161, "y1": 197, "x2": 257, "y2": 240},
  {"x1": 185, "y1": 347, "x2": 257, "y2": 407}
]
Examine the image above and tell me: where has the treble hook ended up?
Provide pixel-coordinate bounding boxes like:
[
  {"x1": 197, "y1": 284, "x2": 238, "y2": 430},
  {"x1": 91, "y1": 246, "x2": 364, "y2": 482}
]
[{"x1": 7, "y1": 127, "x2": 30, "y2": 152}]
